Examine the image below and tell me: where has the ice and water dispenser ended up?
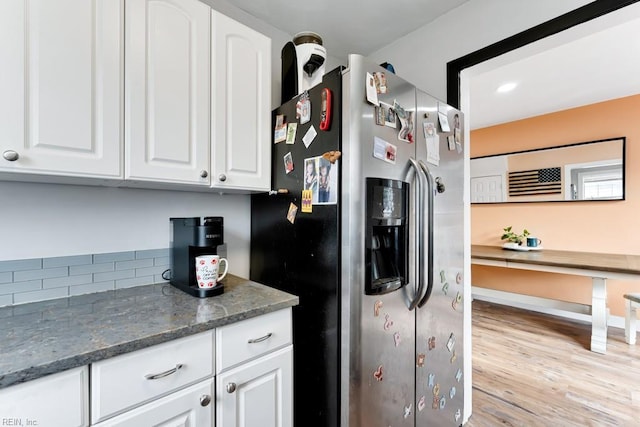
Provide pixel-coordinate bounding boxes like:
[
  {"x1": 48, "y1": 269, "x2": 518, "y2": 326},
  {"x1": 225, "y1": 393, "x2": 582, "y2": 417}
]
[{"x1": 365, "y1": 178, "x2": 409, "y2": 295}]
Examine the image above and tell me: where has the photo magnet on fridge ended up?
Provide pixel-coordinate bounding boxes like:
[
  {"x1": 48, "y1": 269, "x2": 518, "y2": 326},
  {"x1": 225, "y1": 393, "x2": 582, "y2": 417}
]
[
  {"x1": 286, "y1": 203, "x2": 298, "y2": 224},
  {"x1": 274, "y1": 114, "x2": 286, "y2": 143},
  {"x1": 286, "y1": 123, "x2": 297, "y2": 144},
  {"x1": 438, "y1": 112, "x2": 450, "y2": 132},
  {"x1": 365, "y1": 72, "x2": 379, "y2": 106},
  {"x1": 283, "y1": 152, "x2": 294, "y2": 174}
]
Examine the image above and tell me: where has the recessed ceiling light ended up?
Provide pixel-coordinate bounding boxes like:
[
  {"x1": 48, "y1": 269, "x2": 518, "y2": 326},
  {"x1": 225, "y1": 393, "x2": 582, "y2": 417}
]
[{"x1": 496, "y1": 82, "x2": 518, "y2": 93}]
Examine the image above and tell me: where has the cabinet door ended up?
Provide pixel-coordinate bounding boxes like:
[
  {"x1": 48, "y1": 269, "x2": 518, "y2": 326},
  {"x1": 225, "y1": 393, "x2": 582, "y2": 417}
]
[
  {"x1": 217, "y1": 346, "x2": 292, "y2": 427},
  {"x1": 0, "y1": 366, "x2": 89, "y2": 427},
  {"x1": 95, "y1": 378, "x2": 213, "y2": 427},
  {"x1": 0, "y1": 0, "x2": 122, "y2": 179},
  {"x1": 211, "y1": 11, "x2": 271, "y2": 191},
  {"x1": 125, "y1": 0, "x2": 210, "y2": 186}
]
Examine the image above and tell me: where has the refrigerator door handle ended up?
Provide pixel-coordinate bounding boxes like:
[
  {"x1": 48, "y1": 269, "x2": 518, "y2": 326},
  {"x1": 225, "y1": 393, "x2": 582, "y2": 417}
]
[
  {"x1": 407, "y1": 158, "x2": 426, "y2": 311},
  {"x1": 417, "y1": 160, "x2": 435, "y2": 308}
]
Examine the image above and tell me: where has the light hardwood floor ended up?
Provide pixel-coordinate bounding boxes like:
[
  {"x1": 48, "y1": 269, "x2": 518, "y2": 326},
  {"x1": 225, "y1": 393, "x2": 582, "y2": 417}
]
[{"x1": 467, "y1": 300, "x2": 640, "y2": 426}]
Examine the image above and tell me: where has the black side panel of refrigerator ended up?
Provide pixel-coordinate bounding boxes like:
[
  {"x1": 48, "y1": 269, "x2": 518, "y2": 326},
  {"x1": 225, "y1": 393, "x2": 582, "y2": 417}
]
[{"x1": 250, "y1": 67, "x2": 343, "y2": 427}]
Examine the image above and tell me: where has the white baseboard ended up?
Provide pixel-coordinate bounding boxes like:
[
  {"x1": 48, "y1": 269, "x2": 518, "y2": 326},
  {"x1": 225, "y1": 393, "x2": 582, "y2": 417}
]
[{"x1": 472, "y1": 286, "x2": 625, "y2": 330}]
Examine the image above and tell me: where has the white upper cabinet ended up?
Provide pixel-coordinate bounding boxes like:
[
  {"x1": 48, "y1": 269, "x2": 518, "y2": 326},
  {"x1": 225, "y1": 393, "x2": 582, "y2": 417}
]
[
  {"x1": 0, "y1": 0, "x2": 123, "y2": 179},
  {"x1": 125, "y1": 0, "x2": 211, "y2": 186},
  {"x1": 211, "y1": 11, "x2": 271, "y2": 192}
]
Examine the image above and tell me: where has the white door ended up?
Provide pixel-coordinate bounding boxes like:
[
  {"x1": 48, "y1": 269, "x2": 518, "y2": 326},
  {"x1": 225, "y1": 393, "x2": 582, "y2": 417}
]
[
  {"x1": 95, "y1": 379, "x2": 214, "y2": 426},
  {"x1": 471, "y1": 175, "x2": 504, "y2": 202},
  {"x1": 0, "y1": 0, "x2": 122, "y2": 178},
  {"x1": 211, "y1": 11, "x2": 271, "y2": 191},
  {"x1": 217, "y1": 346, "x2": 292, "y2": 427},
  {"x1": 125, "y1": 0, "x2": 210, "y2": 186}
]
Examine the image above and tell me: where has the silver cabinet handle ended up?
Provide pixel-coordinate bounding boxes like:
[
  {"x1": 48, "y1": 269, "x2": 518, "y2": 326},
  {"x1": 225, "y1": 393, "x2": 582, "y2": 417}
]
[
  {"x1": 248, "y1": 332, "x2": 273, "y2": 344},
  {"x1": 226, "y1": 382, "x2": 237, "y2": 393},
  {"x1": 218, "y1": 173, "x2": 227, "y2": 182},
  {"x1": 200, "y1": 394, "x2": 211, "y2": 407},
  {"x1": 200, "y1": 170, "x2": 208, "y2": 178},
  {"x1": 145, "y1": 363, "x2": 184, "y2": 380},
  {"x1": 2, "y1": 150, "x2": 19, "y2": 161}
]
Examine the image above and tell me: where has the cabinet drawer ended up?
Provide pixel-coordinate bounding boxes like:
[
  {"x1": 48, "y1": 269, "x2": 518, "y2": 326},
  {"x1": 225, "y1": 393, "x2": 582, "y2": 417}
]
[
  {"x1": 94, "y1": 378, "x2": 213, "y2": 427},
  {"x1": 91, "y1": 330, "x2": 214, "y2": 423},
  {"x1": 216, "y1": 308, "x2": 292, "y2": 373}
]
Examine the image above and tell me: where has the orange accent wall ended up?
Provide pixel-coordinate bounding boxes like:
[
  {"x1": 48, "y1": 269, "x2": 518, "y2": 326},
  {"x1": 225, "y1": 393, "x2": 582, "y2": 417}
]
[{"x1": 470, "y1": 94, "x2": 640, "y2": 317}]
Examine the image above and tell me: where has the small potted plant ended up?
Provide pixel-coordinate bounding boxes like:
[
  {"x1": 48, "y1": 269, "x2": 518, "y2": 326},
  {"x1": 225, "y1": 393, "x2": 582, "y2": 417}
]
[{"x1": 501, "y1": 226, "x2": 530, "y2": 246}]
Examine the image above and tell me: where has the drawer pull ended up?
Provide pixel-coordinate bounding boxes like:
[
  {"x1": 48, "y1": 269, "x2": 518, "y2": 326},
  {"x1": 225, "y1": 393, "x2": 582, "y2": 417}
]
[
  {"x1": 145, "y1": 363, "x2": 184, "y2": 380},
  {"x1": 248, "y1": 333, "x2": 273, "y2": 344}
]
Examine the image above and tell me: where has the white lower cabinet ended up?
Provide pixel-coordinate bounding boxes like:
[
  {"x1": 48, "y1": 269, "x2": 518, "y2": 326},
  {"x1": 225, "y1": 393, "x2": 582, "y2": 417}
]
[
  {"x1": 0, "y1": 310, "x2": 292, "y2": 427},
  {"x1": 94, "y1": 378, "x2": 214, "y2": 427},
  {"x1": 216, "y1": 346, "x2": 293, "y2": 427},
  {"x1": 0, "y1": 366, "x2": 89, "y2": 427}
]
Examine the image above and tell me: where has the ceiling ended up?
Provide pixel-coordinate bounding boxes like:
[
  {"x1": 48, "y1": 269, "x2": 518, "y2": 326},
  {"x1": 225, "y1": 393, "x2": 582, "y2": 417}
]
[
  {"x1": 223, "y1": 0, "x2": 469, "y2": 59},
  {"x1": 469, "y1": 9, "x2": 640, "y2": 129},
  {"x1": 225, "y1": 0, "x2": 640, "y2": 130}
]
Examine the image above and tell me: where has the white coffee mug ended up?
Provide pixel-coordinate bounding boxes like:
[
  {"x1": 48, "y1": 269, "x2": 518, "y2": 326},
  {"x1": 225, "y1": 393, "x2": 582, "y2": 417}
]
[{"x1": 195, "y1": 255, "x2": 228, "y2": 288}]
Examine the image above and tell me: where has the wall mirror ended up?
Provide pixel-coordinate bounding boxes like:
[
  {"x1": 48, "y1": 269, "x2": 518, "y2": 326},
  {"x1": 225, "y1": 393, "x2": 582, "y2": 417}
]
[{"x1": 470, "y1": 137, "x2": 625, "y2": 203}]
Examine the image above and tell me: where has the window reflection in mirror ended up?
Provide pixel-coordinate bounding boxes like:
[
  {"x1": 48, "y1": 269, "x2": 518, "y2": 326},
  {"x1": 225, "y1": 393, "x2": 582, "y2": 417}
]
[{"x1": 470, "y1": 137, "x2": 625, "y2": 203}]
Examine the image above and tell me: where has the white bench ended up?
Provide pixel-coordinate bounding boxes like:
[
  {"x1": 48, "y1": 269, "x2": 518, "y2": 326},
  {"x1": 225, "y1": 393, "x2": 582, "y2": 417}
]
[{"x1": 624, "y1": 293, "x2": 640, "y2": 345}]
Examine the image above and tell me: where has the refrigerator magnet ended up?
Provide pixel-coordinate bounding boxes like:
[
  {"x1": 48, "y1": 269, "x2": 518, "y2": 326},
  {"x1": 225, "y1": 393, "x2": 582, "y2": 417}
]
[
  {"x1": 438, "y1": 112, "x2": 450, "y2": 132},
  {"x1": 373, "y1": 365, "x2": 383, "y2": 381},
  {"x1": 383, "y1": 313, "x2": 394, "y2": 330},
  {"x1": 302, "y1": 125, "x2": 317, "y2": 148},
  {"x1": 418, "y1": 396, "x2": 426, "y2": 411},
  {"x1": 439, "y1": 396, "x2": 446, "y2": 410},
  {"x1": 439, "y1": 270, "x2": 446, "y2": 283},
  {"x1": 374, "y1": 300, "x2": 383, "y2": 317},
  {"x1": 442, "y1": 282, "x2": 449, "y2": 295},
  {"x1": 393, "y1": 332, "x2": 401, "y2": 347},
  {"x1": 375, "y1": 105, "x2": 385, "y2": 125},
  {"x1": 433, "y1": 383, "x2": 440, "y2": 397},
  {"x1": 286, "y1": 123, "x2": 297, "y2": 144},
  {"x1": 432, "y1": 396, "x2": 439, "y2": 409},
  {"x1": 455, "y1": 368, "x2": 463, "y2": 382},
  {"x1": 416, "y1": 353, "x2": 425, "y2": 367},
  {"x1": 455, "y1": 409, "x2": 462, "y2": 422},
  {"x1": 449, "y1": 386, "x2": 456, "y2": 399},
  {"x1": 365, "y1": 72, "x2": 379, "y2": 106},
  {"x1": 450, "y1": 350, "x2": 457, "y2": 364},
  {"x1": 403, "y1": 404, "x2": 412, "y2": 419},
  {"x1": 296, "y1": 91, "x2": 311, "y2": 124},
  {"x1": 428, "y1": 336, "x2": 436, "y2": 350},
  {"x1": 456, "y1": 272, "x2": 462, "y2": 285},
  {"x1": 301, "y1": 190, "x2": 313, "y2": 213},
  {"x1": 446, "y1": 333, "x2": 456, "y2": 352},
  {"x1": 284, "y1": 152, "x2": 294, "y2": 174},
  {"x1": 447, "y1": 135, "x2": 456, "y2": 151},
  {"x1": 373, "y1": 71, "x2": 387, "y2": 94},
  {"x1": 286, "y1": 203, "x2": 298, "y2": 224},
  {"x1": 373, "y1": 137, "x2": 397, "y2": 164},
  {"x1": 380, "y1": 102, "x2": 396, "y2": 128},
  {"x1": 274, "y1": 114, "x2": 286, "y2": 143},
  {"x1": 428, "y1": 373, "x2": 435, "y2": 388}
]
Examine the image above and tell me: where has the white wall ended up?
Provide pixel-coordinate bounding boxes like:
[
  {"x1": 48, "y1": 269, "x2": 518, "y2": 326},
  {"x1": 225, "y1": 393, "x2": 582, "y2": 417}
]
[
  {"x1": 0, "y1": 182, "x2": 251, "y2": 275},
  {"x1": 367, "y1": 0, "x2": 592, "y2": 101}
]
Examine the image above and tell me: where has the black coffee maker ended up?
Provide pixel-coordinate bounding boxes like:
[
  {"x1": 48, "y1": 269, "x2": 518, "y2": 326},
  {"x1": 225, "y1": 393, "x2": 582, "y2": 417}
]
[{"x1": 169, "y1": 217, "x2": 227, "y2": 297}]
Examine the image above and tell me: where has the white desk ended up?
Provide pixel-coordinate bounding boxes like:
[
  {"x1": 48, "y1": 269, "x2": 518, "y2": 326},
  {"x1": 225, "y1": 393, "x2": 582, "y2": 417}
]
[{"x1": 471, "y1": 245, "x2": 640, "y2": 354}]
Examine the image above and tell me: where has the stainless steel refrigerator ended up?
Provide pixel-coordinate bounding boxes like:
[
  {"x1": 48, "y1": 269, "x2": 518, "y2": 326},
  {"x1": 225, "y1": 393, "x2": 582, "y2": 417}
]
[{"x1": 251, "y1": 54, "x2": 465, "y2": 427}]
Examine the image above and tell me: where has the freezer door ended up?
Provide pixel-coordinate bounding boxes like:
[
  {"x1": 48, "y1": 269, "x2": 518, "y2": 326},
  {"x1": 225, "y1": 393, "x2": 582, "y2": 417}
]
[
  {"x1": 341, "y1": 54, "x2": 419, "y2": 427},
  {"x1": 414, "y1": 90, "x2": 465, "y2": 426}
]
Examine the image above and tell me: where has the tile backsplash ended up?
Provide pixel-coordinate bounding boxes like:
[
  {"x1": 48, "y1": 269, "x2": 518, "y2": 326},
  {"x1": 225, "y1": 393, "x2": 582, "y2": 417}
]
[{"x1": 0, "y1": 249, "x2": 169, "y2": 307}]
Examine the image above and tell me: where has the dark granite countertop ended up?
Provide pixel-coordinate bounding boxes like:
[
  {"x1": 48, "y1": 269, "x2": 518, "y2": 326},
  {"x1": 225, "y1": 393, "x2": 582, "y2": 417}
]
[{"x1": 0, "y1": 275, "x2": 298, "y2": 389}]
